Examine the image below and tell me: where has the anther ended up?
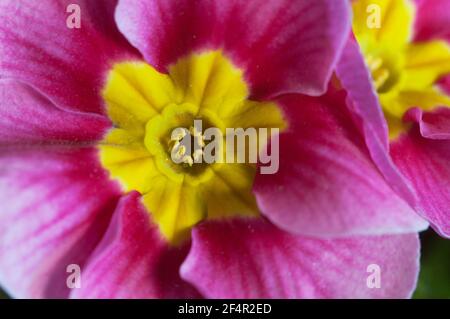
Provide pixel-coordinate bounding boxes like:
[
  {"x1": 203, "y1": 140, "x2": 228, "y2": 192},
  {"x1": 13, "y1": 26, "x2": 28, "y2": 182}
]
[
  {"x1": 182, "y1": 155, "x2": 194, "y2": 166},
  {"x1": 193, "y1": 149, "x2": 203, "y2": 162},
  {"x1": 374, "y1": 69, "x2": 390, "y2": 90},
  {"x1": 196, "y1": 135, "x2": 205, "y2": 147},
  {"x1": 190, "y1": 127, "x2": 202, "y2": 137},
  {"x1": 172, "y1": 128, "x2": 187, "y2": 141},
  {"x1": 173, "y1": 145, "x2": 187, "y2": 161},
  {"x1": 367, "y1": 55, "x2": 383, "y2": 72},
  {"x1": 365, "y1": 55, "x2": 391, "y2": 91}
]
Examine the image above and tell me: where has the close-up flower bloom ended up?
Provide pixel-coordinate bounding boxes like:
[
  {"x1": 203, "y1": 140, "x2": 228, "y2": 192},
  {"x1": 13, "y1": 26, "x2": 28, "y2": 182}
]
[{"x1": 0, "y1": 0, "x2": 448, "y2": 300}]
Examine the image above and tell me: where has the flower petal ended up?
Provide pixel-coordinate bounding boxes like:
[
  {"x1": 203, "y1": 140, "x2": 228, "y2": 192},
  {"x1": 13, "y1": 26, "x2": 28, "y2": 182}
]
[
  {"x1": 0, "y1": 0, "x2": 139, "y2": 114},
  {"x1": 0, "y1": 148, "x2": 121, "y2": 298},
  {"x1": 391, "y1": 125, "x2": 450, "y2": 237},
  {"x1": 70, "y1": 192, "x2": 200, "y2": 299},
  {"x1": 142, "y1": 178, "x2": 206, "y2": 246},
  {"x1": 336, "y1": 38, "x2": 418, "y2": 209},
  {"x1": 181, "y1": 218, "x2": 420, "y2": 298},
  {"x1": 336, "y1": 39, "x2": 389, "y2": 147},
  {"x1": 440, "y1": 73, "x2": 450, "y2": 92},
  {"x1": 0, "y1": 80, "x2": 110, "y2": 145},
  {"x1": 253, "y1": 92, "x2": 427, "y2": 237},
  {"x1": 414, "y1": 0, "x2": 450, "y2": 42},
  {"x1": 404, "y1": 107, "x2": 450, "y2": 139},
  {"x1": 115, "y1": 0, "x2": 350, "y2": 98}
]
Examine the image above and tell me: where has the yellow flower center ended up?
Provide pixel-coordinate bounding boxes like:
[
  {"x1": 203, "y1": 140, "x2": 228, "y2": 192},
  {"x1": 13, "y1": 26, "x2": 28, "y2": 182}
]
[{"x1": 98, "y1": 51, "x2": 286, "y2": 245}]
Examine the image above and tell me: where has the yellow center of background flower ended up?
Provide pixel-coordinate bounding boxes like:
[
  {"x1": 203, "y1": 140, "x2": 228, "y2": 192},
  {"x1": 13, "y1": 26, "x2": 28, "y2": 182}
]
[
  {"x1": 98, "y1": 51, "x2": 286, "y2": 245},
  {"x1": 352, "y1": 0, "x2": 450, "y2": 139}
]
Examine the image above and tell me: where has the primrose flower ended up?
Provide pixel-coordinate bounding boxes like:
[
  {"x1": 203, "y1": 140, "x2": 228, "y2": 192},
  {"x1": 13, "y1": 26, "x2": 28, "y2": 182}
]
[
  {"x1": 0, "y1": 0, "x2": 425, "y2": 298},
  {"x1": 351, "y1": 0, "x2": 450, "y2": 237}
]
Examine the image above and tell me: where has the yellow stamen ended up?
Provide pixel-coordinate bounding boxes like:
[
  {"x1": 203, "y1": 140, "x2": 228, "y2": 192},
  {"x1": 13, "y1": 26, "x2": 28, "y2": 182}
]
[
  {"x1": 196, "y1": 135, "x2": 205, "y2": 147},
  {"x1": 368, "y1": 56, "x2": 383, "y2": 72},
  {"x1": 172, "y1": 145, "x2": 187, "y2": 162},
  {"x1": 374, "y1": 68, "x2": 390, "y2": 90},
  {"x1": 172, "y1": 127, "x2": 187, "y2": 141},
  {"x1": 365, "y1": 55, "x2": 391, "y2": 91},
  {"x1": 190, "y1": 127, "x2": 202, "y2": 137},
  {"x1": 182, "y1": 155, "x2": 194, "y2": 166},
  {"x1": 171, "y1": 140, "x2": 180, "y2": 150},
  {"x1": 193, "y1": 149, "x2": 203, "y2": 162}
]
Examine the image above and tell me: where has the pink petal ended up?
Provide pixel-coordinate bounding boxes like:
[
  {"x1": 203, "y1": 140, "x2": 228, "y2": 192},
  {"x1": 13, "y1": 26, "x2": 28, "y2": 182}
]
[
  {"x1": 414, "y1": 0, "x2": 450, "y2": 42},
  {"x1": 439, "y1": 74, "x2": 450, "y2": 94},
  {"x1": 115, "y1": 0, "x2": 351, "y2": 98},
  {"x1": 0, "y1": 148, "x2": 121, "y2": 298},
  {"x1": 0, "y1": 0, "x2": 139, "y2": 114},
  {"x1": 404, "y1": 107, "x2": 450, "y2": 140},
  {"x1": 181, "y1": 218, "x2": 420, "y2": 298},
  {"x1": 0, "y1": 80, "x2": 110, "y2": 145},
  {"x1": 336, "y1": 39, "x2": 417, "y2": 207},
  {"x1": 253, "y1": 93, "x2": 427, "y2": 237},
  {"x1": 336, "y1": 40, "x2": 388, "y2": 148},
  {"x1": 70, "y1": 192, "x2": 200, "y2": 299},
  {"x1": 391, "y1": 128, "x2": 450, "y2": 237}
]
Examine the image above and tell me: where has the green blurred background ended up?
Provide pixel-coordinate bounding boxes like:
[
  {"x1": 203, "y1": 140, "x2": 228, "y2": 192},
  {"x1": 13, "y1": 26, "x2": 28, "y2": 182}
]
[
  {"x1": 0, "y1": 229, "x2": 448, "y2": 299},
  {"x1": 413, "y1": 230, "x2": 450, "y2": 298}
]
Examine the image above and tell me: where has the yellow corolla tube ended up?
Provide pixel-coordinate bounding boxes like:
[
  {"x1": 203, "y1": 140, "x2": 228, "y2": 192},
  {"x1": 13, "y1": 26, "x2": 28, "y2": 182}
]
[
  {"x1": 352, "y1": 0, "x2": 450, "y2": 139},
  {"x1": 99, "y1": 51, "x2": 286, "y2": 245}
]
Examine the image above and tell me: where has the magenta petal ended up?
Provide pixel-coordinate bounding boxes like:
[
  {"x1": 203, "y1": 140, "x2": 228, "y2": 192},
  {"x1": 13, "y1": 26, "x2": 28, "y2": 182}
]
[
  {"x1": 0, "y1": 0, "x2": 139, "y2": 114},
  {"x1": 336, "y1": 40, "x2": 388, "y2": 147},
  {"x1": 253, "y1": 93, "x2": 427, "y2": 237},
  {"x1": 70, "y1": 192, "x2": 200, "y2": 299},
  {"x1": 391, "y1": 129, "x2": 450, "y2": 237},
  {"x1": 181, "y1": 218, "x2": 420, "y2": 299},
  {"x1": 414, "y1": 0, "x2": 450, "y2": 41},
  {"x1": 0, "y1": 80, "x2": 110, "y2": 144},
  {"x1": 404, "y1": 107, "x2": 450, "y2": 140},
  {"x1": 0, "y1": 148, "x2": 121, "y2": 298},
  {"x1": 115, "y1": 0, "x2": 350, "y2": 98},
  {"x1": 336, "y1": 39, "x2": 417, "y2": 207},
  {"x1": 439, "y1": 74, "x2": 450, "y2": 94}
]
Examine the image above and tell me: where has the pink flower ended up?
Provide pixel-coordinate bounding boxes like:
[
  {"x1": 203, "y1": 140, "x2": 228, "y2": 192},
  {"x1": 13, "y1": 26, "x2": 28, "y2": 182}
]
[
  {"x1": 0, "y1": 0, "x2": 423, "y2": 298},
  {"x1": 391, "y1": 0, "x2": 450, "y2": 238},
  {"x1": 347, "y1": 0, "x2": 450, "y2": 238}
]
